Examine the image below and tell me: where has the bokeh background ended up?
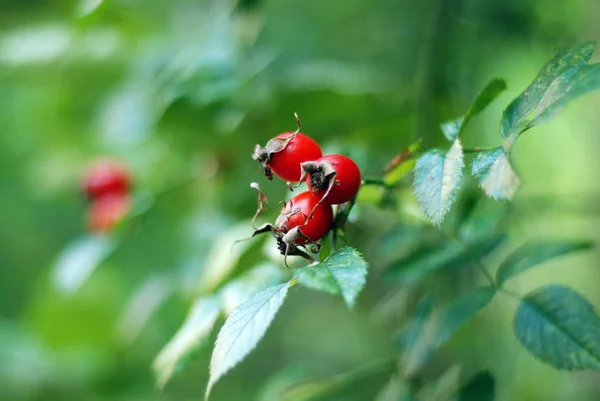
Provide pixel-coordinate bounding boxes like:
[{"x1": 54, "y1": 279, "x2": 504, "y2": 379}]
[{"x1": 1, "y1": 0, "x2": 600, "y2": 400}]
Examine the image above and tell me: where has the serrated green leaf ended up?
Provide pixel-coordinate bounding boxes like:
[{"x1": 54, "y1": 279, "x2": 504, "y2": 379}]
[
  {"x1": 496, "y1": 240, "x2": 593, "y2": 286},
  {"x1": 206, "y1": 281, "x2": 290, "y2": 398},
  {"x1": 441, "y1": 78, "x2": 506, "y2": 142},
  {"x1": 384, "y1": 235, "x2": 505, "y2": 284},
  {"x1": 294, "y1": 247, "x2": 368, "y2": 309},
  {"x1": 153, "y1": 296, "x2": 222, "y2": 389},
  {"x1": 413, "y1": 139, "x2": 464, "y2": 225},
  {"x1": 471, "y1": 147, "x2": 520, "y2": 200},
  {"x1": 457, "y1": 371, "x2": 495, "y2": 401},
  {"x1": 51, "y1": 235, "x2": 117, "y2": 294},
  {"x1": 501, "y1": 42, "x2": 596, "y2": 138},
  {"x1": 514, "y1": 285, "x2": 600, "y2": 370},
  {"x1": 434, "y1": 286, "x2": 496, "y2": 347},
  {"x1": 533, "y1": 63, "x2": 600, "y2": 124}
]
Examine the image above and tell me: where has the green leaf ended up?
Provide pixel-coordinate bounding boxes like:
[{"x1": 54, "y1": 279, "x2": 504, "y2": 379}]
[
  {"x1": 501, "y1": 42, "x2": 596, "y2": 138},
  {"x1": 374, "y1": 375, "x2": 410, "y2": 401},
  {"x1": 197, "y1": 221, "x2": 261, "y2": 294},
  {"x1": 458, "y1": 196, "x2": 509, "y2": 242},
  {"x1": 280, "y1": 359, "x2": 395, "y2": 401},
  {"x1": 514, "y1": 285, "x2": 600, "y2": 370},
  {"x1": 396, "y1": 297, "x2": 436, "y2": 375},
  {"x1": 206, "y1": 281, "x2": 290, "y2": 398},
  {"x1": 383, "y1": 141, "x2": 421, "y2": 185},
  {"x1": 441, "y1": 118, "x2": 463, "y2": 142},
  {"x1": 153, "y1": 296, "x2": 222, "y2": 389},
  {"x1": 384, "y1": 235, "x2": 505, "y2": 283},
  {"x1": 442, "y1": 78, "x2": 507, "y2": 142},
  {"x1": 461, "y1": 78, "x2": 507, "y2": 132},
  {"x1": 496, "y1": 240, "x2": 593, "y2": 286},
  {"x1": 413, "y1": 139, "x2": 464, "y2": 225},
  {"x1": 534, "y1": 63, "x2": 600, "y2": 124},
  {"x1": 51, "y1": 235, "x2": 117, "y2": 294},
  {"x1": 434, "y1": 286, "x2": 496, "y2": 347},
  {"x1": 457, "y1": 371, "x2": 495, "y2": 401},
  {"x1": 294, "y1": 247, "x2": 368, "y2": 309},
  {"x1": 417, "y1": 365, "x2": 462, "y2": 400},
  {"x1": 471, "y1": 147, "x2": 520, "y2": 200}
]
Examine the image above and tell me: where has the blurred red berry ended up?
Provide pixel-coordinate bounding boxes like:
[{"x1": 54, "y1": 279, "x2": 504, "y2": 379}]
[
  {"x1": 87, "y1": 193, "x2": 132, "y2": 234},
  {"x1": 82, "y1": 159, "x2": 131, "y2": 200}
]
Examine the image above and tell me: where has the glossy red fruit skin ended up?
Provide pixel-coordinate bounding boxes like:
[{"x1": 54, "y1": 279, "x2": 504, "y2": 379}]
[
  {"x1": 306, "y1": 154, "x2": 361, "y2": 205},
  {"x1": 87, "y1": 193, "x2": 132, "y2": 234},
  {"x1": 278, "y1": 192, "x2": 333, "y2": 244},
  {"x1": 268, "y1": 133, "x2": 322, "y2": 182},
  {"x1": 82, "y1": 159, "x2": 131, "y2": 200}
]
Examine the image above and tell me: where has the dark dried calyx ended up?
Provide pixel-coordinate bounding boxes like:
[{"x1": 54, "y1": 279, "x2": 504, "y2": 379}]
[
  {"x1": 252, "y1": 135, "x2": 298, "y2": 180},
  {"x1": 309, "y1": 168, "x2": 328, "y2": 190}
]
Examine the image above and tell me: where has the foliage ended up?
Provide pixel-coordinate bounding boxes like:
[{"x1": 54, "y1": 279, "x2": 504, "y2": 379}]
[
  {"x1": 2, "y1": 1, "x2": 600, "y2": 401},
  {"x1": 514, "y1": 285, "x2": 600, "y2": 370}
]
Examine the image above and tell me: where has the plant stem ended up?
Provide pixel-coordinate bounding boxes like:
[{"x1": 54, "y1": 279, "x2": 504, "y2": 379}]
[
  {"x1": 362, "y1": 177, "x2": 389, "y2": 187},
  {"x1": 463, "y1": 147, "x2": 493, "y2": 154},
  {"x1": 444, "y1": 229, "x2": 496, "y2": 286}
]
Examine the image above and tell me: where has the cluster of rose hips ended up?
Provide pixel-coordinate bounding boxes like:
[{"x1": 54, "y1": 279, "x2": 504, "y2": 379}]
[
  {"x1": 82, "y1": 159, "x2": 132, "y2": 234},
  {"x1": 250, "y1": 114, "x2": 361, "y2": 264}
]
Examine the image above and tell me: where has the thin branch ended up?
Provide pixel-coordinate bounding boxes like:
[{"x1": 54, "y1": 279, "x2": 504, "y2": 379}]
[{"x1": 444, "y1": 229, "x2": 496, "y2": 286}]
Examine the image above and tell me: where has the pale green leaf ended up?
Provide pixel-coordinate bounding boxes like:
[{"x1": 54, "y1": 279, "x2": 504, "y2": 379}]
[
  {"x1": 197, "y1": 221, "x2": 259, "y2": 294},
  {"x1": 501, "y1": 42, "x2": 596, "y2": 138},
  {"x1": 413, "y1": 139, "x2": 464, "y2": 225},
  {"x1": 206, "y1": 281, "x2": 290, "y2": 398},
  {"x1": 471, "y1": 147, "x2": 520, "y2": 200},
  {"x1": 514, "y1": 285, "x2": 600, "y2": 370},
  {"x1": 441, "y1": 118, "x2": 463, "y2": 142},
  {"x1": 434, "y1": 286, "x2": 496, "y2": 347},
  {"x1": 496, "y1": 240, "x2": 593, "y2": 286},
  {"x1": 294, "y1": 247, "x2": 368, "y2": 309},
  {"x1": 153, "y1": 296, "x2": 222, "y2": 389},
  {"x1": 52, "y1": 235, "x2": 117, "y2": 294}
]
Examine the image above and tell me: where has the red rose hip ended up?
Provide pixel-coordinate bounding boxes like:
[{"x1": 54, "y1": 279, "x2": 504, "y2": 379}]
[
  {"x1": 252, "y1": 114, "x2": 322, "y2": 182},
  {"x1": 276, "y1": 191, "x2": 333, "y2": 244},
  {"x1": 302, "y1": 154, "x2": 361, "y2": 205}
]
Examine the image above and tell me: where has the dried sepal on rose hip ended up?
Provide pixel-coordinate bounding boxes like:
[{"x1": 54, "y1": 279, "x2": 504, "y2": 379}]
[
  {"x1": 249, "y1": 191, "x2": 333, "y2": 266},
  {"x1": 252, "y1": 113, "x2": 322, "y2": 182},
  {"x1": 297, "y1": 154, "x2": 361, "y2": 214}
]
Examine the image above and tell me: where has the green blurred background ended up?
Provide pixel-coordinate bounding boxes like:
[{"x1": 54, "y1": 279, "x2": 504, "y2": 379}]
[{"x1": 1, "y1": 0, "x2": 600, "y2": 400}]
